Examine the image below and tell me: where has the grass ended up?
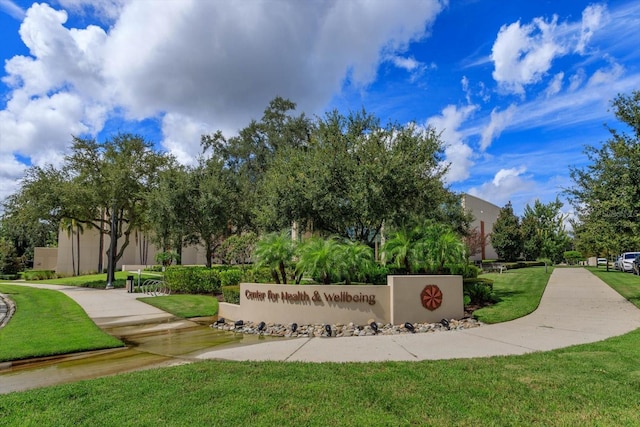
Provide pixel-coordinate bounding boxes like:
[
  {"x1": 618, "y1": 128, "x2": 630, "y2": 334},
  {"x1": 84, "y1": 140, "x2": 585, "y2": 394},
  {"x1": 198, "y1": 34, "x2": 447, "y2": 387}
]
[
  {"x1": 137, "y1": 295, "x2": 219, "y2": 318},
  {"x1": 472, "y1": 266, "x2": 552, "y2": 324},
  {"x1": 587, "y1": 266, "x2": 640, "y2": 307},
  {"x1": 5, "y1": 267, "x2": 640, "y2": 424},
  {"x1": 0, "y1": 284, "x2": 123, "y2": 362},
  {"x1": 30, "y1": 271, "x2": 161, "y2": 289},
  {"x1": 2, "y1": 328, "x2": 640, "y2": 425}
]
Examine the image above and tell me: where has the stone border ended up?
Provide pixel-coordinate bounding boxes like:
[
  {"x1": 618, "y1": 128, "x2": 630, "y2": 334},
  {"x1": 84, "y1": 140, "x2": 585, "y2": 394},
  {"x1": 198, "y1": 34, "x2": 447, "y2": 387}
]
[{"x1": 0, "y1": 293, "x2": 16, "y2": 329}]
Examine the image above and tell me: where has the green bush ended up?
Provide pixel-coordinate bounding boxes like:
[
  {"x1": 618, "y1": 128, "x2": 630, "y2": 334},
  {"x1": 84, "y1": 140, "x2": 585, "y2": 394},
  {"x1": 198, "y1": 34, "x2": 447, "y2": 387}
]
[
  {"x1": 144, "y1": 265, "x2": 164, "y2": 272},
  {"x1": 222, "y1": 285, "x2": 240, "y2": 304},
  {"x1": 448, "y1": 263, "x2": 481, "y2": 279},
  {"x1": 463, "y1": 277, "x2": 496, "y2": 305},
  {"x1": 502, "y1": 261, "x2": 545, "y2": 270},
  {"x1": 220, "y1": 269, "x2": 243, "y2": 287},
  {"x1": 0, "y1": 274, "x2": 19, "y2": 280},
  {"x1": 164, "y1": 267, "x2": 221, "y2": 294},
  {"x1": 242, "y1": 266, "x2": 276, "y2": 284},
  {"x1": 364, "y1": 263, "x2": 390, "y2": 285},
  {"x1": 21, "y1": 270, "x2": 57, "y2": 280}
]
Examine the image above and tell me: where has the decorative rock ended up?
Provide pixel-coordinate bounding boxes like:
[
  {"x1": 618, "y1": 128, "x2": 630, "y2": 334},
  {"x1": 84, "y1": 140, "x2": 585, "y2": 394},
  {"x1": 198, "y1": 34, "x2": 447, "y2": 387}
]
[{"x1": 210, "y1": 317, "x2": 482, "y2": 338}]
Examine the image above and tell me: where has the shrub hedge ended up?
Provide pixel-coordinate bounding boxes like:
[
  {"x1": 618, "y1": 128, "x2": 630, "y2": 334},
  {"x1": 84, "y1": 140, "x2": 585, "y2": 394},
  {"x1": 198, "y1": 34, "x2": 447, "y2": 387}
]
[
  {"x1": 222, "y1": 285, "x2": 240, "y2": 304},
  {"x1": 463, "y1": 277, "x2": 496, "y2": 305},
  {"x1": 220, "y1": 269, "x2": 243, "y2": 287},
  {"x1": 21, "y1": 270, "x2": 57, "y2": 280},
  {"x1": 164, "y1": 267, "x2": 222, "y2": 294}
]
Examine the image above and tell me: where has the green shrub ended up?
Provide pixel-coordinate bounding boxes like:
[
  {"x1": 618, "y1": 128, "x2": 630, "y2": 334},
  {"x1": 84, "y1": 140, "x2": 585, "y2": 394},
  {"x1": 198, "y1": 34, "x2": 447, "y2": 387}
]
[
  {"x1": 164, "y1": 267, "x2": 221, "y2": 294},
  {"x1": 0, "y1": 274, "x2": 19, "y2": 280},
  {"x1": 144, "y1": 265, "x2": 164, "y2": 272},
  {"x1": 364, "y1": 263, "x2": 390, "y2": 285},
  {"x1": 463, "y1": 277, "x2": 496, "y2": 305},
  {"x1": 220, "y1": 269, "x2": 243, "y2": 287},
  {"x1": 22, "y1": 270, "x2": 57, "y2": 280},
  {"x1": 502, "y1": 261, "x2": 545, "y2": 270},
  {"x1": 242, "y1": 266, "x2": 276, "y2": 284},
  {"x1": 222, "y1": 285, "x2": 240, "y2": 304},
  {"x1": 448, "y1": 263, "x2": 481, "y2": 279}
]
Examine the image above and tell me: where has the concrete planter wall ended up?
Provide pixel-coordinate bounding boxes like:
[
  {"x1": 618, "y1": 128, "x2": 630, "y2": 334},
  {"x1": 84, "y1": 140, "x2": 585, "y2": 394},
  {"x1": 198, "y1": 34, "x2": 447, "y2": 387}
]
[{"x1": 219, "y1": 275, "x2": 463, "y2": 325}]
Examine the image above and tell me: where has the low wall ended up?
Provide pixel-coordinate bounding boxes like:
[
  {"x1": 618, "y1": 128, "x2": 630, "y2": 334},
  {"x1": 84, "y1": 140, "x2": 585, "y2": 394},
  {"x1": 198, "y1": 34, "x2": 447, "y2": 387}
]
[{"x1": 219, "y1": 275, "x2": 463, "y2": 326}]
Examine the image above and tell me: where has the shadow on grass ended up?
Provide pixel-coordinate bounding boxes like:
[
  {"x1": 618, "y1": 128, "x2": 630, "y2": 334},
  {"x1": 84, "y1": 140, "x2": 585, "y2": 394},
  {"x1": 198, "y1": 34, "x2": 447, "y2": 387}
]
[{"x1": 492, "y1": 288, "x2": 526, "y2": 303}]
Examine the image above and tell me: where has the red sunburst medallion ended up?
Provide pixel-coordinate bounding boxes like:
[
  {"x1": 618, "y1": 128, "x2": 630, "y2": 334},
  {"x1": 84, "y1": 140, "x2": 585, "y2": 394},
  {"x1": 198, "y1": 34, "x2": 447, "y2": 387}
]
[{"x1": 420, "y1": 284, "x2": 443, "y2": 311}]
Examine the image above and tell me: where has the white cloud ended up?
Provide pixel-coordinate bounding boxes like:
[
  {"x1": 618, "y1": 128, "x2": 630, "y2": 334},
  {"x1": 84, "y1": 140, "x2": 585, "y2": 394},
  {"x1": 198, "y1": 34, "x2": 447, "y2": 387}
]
[
  {"x1": 491, "y1": 4, "x2": 608, "y2": 95},
  {"x1": 0, "y1": 0, "x2": 448, "y2": 179},
  {"x1": 390, "y1": 55, "x2": 422, "y2": 72},
  {"x1": 0, "y1": 0, "x2": 25, "y2": 20},
  {"x1": 491, "y1": 15, "x2": 567, "y2": 94},
  {"x1": 57, "y1": 0, "x2": 126, "y2": 21},
  {"x1": 544, "y1": 72, "x2": 564, "y2": 97},
  {"x1": 427, "y1": 104, "x2": 477, "y2": 183},
  {"x1": 587, "y1": 60, "x2": 625, "y2": 87},
  {"x1": 0, "y1": 155, "x2": 27, "y2": 204},
  {"x1": 576, "y1": 4, "x2": 608, "y2": 54},
  {"x1": 479, "y1": 104, "x2": 516, "y2": 150},
  {"x1": 160, "y1": 113, "x2": 210, "y2": 165},
  {"x1": 568, "y1": 69, "x2": 586, "y2": 91},
  {"x1": 467, "y1": 166, "x2": 536, "y2": 208}
]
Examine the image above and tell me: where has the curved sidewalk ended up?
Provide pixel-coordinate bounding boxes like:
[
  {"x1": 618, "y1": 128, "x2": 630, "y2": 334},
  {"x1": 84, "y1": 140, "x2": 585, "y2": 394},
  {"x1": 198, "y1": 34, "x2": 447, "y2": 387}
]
[
  {"x1": 8, "y1": 268, "x2": 640, "y2": 362},
  {"x1": 194, "y1": 268, "x2": 640, "y2": 362}
]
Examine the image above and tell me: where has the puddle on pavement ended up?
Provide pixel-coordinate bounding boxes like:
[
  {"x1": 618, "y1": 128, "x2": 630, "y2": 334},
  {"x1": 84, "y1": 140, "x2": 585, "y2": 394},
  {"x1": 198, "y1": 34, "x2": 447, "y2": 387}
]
[{"x1": 0, "y1": 318, "x2": 276, "y2": 395}]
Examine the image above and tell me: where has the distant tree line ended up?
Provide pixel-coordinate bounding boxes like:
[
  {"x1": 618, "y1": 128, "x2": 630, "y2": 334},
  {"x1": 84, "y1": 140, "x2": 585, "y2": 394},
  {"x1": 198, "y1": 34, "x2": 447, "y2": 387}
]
[{"x1": 0, "y1": 97, "x2": 471, "y2": 276}]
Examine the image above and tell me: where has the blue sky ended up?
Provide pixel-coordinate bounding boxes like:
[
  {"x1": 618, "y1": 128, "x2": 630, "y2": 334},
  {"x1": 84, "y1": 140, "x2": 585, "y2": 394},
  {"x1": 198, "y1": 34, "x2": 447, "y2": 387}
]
[{"x1": 1, "y1": 1, "x2": 639, "y2": 218}]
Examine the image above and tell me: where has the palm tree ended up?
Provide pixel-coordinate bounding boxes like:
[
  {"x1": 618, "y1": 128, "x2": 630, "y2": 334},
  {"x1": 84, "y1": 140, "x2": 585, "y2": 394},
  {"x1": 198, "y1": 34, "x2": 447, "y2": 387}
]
[
  {"x1": 61, "y1": 218, "x2": 84, "y2": 276},
  {"x1": 382, "y1": 225, "x2": 423, "y2": 273},
  {"x1": 338, "y1": 239, "x2": 374, "y2": 285},
  {"x1": 421, "y1": 223, "x2": 466, "y2": 274},
  {"x1": 253, "y1": 231, "x2": 296, "y2": 284},
  {"x1": 296, "y1": 237, "x2": 343, "y2": 284}
]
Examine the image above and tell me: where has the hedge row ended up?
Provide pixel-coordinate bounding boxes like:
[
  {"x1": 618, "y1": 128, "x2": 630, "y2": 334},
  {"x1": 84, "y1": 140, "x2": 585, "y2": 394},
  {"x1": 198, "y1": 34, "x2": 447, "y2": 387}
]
[
  {"x1": 164, "y1": 267, "x2": 223, "y2": 294},
  {"x1": 21, "y1": 270, "x2": 57, "y2": 280},
  {"x1": 164, "y1": 265, "x2": 267, "y2": 294},
  {"x1": 222, "y1": 285, "x2": 240, "y2": 304}
]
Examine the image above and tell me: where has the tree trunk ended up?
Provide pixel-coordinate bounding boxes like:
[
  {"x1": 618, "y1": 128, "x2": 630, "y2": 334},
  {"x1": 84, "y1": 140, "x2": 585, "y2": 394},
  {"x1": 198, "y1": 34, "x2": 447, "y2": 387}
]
[
  {"x1": 279, "y1": 261, "x2": 287, "y2": 284},
  {"x1": 70, "y1": 228, "x2": 76, "y2": 276},
  {"x1": 98, "y1": 213, "x2": 104, "y2": 273},
  {"x1": 76, "y1": 225, "x2": 81, "y2": 276}
]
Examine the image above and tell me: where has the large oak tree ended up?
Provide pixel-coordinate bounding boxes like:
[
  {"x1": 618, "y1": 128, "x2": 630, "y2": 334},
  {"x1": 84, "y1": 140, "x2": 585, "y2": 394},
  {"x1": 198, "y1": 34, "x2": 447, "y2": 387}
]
[{"x1": 567, "y1": 91, "x2": 640, "y2": 258}]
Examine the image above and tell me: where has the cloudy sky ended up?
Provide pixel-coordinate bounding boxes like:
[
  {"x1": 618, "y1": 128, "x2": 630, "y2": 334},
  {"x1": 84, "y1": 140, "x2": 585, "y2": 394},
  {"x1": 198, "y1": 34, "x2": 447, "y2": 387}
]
[{"x1": 1, "y1": 0, "x2": 639, "y2": 217}]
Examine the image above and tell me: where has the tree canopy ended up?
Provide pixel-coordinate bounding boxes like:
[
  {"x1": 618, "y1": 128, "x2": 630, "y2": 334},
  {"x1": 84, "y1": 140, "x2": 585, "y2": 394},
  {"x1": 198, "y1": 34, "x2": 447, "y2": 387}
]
[{"x1": 567, "y1": 91, "x2": 640, "y2": 257}]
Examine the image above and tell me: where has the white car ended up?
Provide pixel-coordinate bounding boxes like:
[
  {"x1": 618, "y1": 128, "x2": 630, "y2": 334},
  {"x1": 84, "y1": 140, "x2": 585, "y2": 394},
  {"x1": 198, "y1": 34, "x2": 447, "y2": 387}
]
[
  {"x1": 620, "y1": 252, "x2": 640, "y2": 272},
  {"x1": 614, "y1": 256, "x2": 623, "y2": 270}
]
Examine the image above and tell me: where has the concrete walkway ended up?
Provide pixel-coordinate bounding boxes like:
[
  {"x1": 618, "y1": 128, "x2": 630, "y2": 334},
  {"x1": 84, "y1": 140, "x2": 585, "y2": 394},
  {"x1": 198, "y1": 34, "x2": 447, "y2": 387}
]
[
  {"x1": 5, "y1": 282, "x2": 176, "y2": 328},
  {"x1": 8, "y1": 268, "x2": 640, "y2": 362},
  {"x1": 195, "y1": 268, "x2": 640, "y2": 362}
]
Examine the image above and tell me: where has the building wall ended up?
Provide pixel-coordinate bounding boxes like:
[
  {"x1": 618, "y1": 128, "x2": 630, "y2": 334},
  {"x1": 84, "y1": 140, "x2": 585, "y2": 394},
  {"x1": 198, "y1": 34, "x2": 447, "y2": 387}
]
[
  {"x1": 461, "y1": 193, "x2": 501, "y2": 261},
  {"x1": 55, "y1": 228, "x2": 203, "y2": 275},
  {"x1": 33, "y1": 247, "x2": 58, "y2": 271}
]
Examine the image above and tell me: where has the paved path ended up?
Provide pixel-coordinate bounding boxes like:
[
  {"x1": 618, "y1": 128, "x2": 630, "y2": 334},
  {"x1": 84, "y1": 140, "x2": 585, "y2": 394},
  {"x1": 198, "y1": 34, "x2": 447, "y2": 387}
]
[
  {"x1": 195, "y1": 268, "x2": 640, "y2": 362},
  {"x1": 7, "y1": 268, "x2": 640, "y2": 362},
  {"x1": 3, "y1": 283, "x2": 176, "y2": 327}
]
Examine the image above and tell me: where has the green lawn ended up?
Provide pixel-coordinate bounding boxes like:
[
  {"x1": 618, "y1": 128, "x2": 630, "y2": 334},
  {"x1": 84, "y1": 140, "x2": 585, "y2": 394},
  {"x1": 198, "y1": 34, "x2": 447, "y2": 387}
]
[
  {"x1": 31, "y1": 271, "x2": 161, "y2": 289},
  {"x1": 2, "y1": 327, "x2": 640, "y2": 425},
  {"x1": 4, "y1": 267, "x2": 640, "y2": 424},
  {"x1": 0, "y1": 284, "x2": 123, "y2": 362},
  {"x1": 472, "y1": 266, "x2": 552, "y2": 323},
  {"x1": 137, "y1": 294, "x2": 219, "y2": 318},
  {"x1": 587, "y1": 266, "x2": 640, "y2": 307}
]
